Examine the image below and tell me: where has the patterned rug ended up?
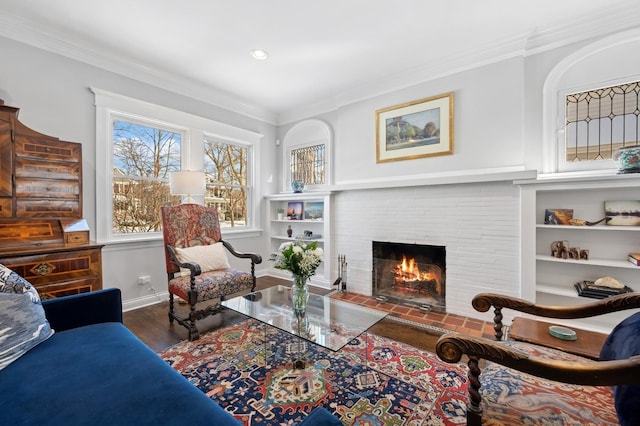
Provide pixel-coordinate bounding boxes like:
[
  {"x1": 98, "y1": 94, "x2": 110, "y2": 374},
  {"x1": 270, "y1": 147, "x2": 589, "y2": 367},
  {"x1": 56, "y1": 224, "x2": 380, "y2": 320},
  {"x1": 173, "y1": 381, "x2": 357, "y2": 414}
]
[{"x1": 159, "y1": 319, "x2": 617, "y2": 425}]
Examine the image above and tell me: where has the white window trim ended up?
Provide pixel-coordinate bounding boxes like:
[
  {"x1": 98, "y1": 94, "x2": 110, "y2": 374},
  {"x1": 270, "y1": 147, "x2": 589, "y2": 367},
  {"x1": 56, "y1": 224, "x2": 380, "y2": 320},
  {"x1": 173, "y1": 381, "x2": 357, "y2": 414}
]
[
  {"x1": 92, "y1": 88, "x2": 263, "y2": 243},
  {"x1": 281, "y1": 119, "x2": 332, "y2": 192},
  {"x1": 542, "y1": 29, "x2": 640, "y2": 177}
]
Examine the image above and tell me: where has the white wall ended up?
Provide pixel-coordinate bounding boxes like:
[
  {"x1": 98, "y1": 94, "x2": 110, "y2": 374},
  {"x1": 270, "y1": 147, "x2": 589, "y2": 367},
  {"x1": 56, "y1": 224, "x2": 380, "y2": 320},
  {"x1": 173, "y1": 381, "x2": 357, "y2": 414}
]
[
  {"x1": 0, "y1": 36, "x2": 278, "y2": 309},
  {"x1": 333, "y1": 182, "x2": 521, "y2": 320},
  {"x1": 3, "y1": 27, "x2": 639, "y2": 319}
]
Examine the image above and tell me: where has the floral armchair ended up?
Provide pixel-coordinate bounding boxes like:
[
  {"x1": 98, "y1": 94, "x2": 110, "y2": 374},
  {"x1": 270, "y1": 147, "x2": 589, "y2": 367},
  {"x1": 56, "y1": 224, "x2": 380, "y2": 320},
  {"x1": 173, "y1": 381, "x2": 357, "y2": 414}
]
[{"x1": 161, "y1": 204, "x2": 262, "y2": 341}]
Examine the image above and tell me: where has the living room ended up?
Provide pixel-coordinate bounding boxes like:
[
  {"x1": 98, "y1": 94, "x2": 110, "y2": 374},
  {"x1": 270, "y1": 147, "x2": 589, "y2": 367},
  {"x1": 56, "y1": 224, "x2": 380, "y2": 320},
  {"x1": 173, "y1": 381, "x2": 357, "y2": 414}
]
[
  {"x1": 2, "y1": 1, "x2": 640, "y2": 425},
  {"x1": 0, "y1": 2, "x2": 638, "y2": 325}
]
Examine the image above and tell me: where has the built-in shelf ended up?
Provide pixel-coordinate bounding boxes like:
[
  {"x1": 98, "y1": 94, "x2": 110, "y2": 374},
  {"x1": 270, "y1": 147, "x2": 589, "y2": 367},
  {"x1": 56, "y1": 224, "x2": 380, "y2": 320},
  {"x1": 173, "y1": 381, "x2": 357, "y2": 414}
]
[
  {"x1": 536, "y1": 254, "x2": 640, "y2": 269},
  {"x1": 536, "y1": 224, "x2": 640, "y2": 231},
  {"x1": 265, "y1": 192, "x2": 332, "y2": 288},
  {"x1": 519, "y1": 174, "x2": 640, "y2": 333}
]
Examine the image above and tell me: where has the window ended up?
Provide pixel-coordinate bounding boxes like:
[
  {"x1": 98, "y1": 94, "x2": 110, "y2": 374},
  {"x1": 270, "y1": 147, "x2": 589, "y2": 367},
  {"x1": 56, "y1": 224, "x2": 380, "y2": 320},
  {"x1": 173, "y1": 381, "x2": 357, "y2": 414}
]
[
  {"x1": 290, "y1": 144, "x2": 325, "y2": 185},
  {"x1": 282, "y1": 119, "x2": 332, "y2": 191},
  {"x1": 93, "y1": 88, "x2": 263, "y2": 242},
  {"x1": 565, "y1": 81, "x2": 640, "y2": 164},
  {"x1": 543, "y1": 29, "x2": 640, "y2": 174},
  {"x1": 113, "y1": 120, "x2": 182, "y2": 234},
  {"x1": 204, "y1": 138, "x2": 250, "y2": 228}
]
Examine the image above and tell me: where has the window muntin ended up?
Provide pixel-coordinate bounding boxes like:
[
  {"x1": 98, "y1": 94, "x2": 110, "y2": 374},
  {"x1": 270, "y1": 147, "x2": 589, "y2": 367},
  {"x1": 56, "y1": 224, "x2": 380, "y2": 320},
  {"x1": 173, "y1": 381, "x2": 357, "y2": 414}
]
[
  {"x1": 204, "y1": 138, "x2": 250, "y2": 228},
  {"x1": 93, "y1": 87, "x2": 263, "y2": 243},
  {"x1": 565, "y1": 81, "x2": 640, "y2": 163},
  {"x1": 290, "y1": 144, "x2": 325, "y2": 185},
  {"x1": 112, "y1": 120, "x2": 181, "y2": 234}
]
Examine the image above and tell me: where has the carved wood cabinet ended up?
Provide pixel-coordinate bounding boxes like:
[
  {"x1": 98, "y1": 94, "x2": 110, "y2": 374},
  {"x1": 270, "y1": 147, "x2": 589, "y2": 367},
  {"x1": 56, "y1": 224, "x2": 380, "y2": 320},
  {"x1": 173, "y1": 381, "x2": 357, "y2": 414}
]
[{"x1": 0, "y1": 100, "x2": 103, "y2": 298}]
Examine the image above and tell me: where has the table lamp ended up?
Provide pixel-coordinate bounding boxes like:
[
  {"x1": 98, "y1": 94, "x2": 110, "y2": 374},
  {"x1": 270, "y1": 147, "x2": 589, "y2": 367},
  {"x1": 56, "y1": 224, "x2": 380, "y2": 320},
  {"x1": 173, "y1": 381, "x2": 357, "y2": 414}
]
[{"x1": 169, "y1": 170, "x2": 205, "y2": 204}]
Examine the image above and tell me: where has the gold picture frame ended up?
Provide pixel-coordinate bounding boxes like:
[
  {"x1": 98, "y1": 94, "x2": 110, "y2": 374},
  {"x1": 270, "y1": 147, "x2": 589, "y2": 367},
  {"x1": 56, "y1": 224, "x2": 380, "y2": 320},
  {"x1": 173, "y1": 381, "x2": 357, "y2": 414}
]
[{"x1": 376, "y1": 92, "x2": 454, "y2": 163}]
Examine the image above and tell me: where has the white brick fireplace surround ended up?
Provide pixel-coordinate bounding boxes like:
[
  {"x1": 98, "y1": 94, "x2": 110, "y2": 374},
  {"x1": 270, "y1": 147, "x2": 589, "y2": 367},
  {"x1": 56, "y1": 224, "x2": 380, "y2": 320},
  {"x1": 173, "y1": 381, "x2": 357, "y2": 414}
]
[{"x1": 332, "y1": 180, "x2": 521, "y2": 322}]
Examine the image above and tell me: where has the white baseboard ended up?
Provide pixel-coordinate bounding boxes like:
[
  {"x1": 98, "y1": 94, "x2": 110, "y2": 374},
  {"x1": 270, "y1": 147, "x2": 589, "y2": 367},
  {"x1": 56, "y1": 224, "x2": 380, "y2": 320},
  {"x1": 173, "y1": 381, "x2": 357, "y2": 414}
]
[{"x1": 122, "y1": 290, "x2": 169, "y2": 312}]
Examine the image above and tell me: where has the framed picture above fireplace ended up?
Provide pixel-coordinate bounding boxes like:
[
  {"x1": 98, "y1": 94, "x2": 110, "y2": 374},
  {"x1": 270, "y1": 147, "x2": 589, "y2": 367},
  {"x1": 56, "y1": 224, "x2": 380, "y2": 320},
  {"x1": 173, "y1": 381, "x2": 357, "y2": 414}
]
[{"x1": 375, "y1": 92, "x2": 454, "y2": 163}]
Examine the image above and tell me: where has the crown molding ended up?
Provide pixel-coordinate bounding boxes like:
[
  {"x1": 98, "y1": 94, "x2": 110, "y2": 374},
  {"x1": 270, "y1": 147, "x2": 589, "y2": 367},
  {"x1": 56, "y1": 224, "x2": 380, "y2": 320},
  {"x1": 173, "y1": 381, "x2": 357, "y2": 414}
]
[
  {"x1": 1, "y1": 5, "x2": 637, "y2": 127},
  {"x1": 278, "y1": 5, "x2": 640, "y2": 124},
  {"x1": 0, "y1": 13, "x2": 278, "y2": 125}
]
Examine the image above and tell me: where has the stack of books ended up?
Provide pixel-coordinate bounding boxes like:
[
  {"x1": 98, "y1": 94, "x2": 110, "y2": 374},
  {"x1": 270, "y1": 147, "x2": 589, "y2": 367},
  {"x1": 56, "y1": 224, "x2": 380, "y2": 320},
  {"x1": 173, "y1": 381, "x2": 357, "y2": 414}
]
[
  {"x1": 628, "y1": 252, "x2": 640, "y2": 266},
  {"x1": 574, "y1": 280, "x2": 633, "y2": 299}
]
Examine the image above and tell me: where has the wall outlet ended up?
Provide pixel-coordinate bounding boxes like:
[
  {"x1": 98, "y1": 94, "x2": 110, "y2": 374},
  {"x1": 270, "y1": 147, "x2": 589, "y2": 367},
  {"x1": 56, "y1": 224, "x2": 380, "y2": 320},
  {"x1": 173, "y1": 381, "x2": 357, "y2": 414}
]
[{"x1": 138, "y1": 275, "x2": 151, "y2": 285}]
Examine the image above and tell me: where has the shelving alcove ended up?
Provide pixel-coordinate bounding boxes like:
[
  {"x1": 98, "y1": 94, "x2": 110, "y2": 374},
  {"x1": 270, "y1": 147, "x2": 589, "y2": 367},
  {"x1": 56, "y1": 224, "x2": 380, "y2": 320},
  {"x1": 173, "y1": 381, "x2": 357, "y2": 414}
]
[
  {"x1": 518, "y1": 173, "x2": 640, "y2": 333},
  {"x1": 265, "y1": 191, "x2": 332, "y2": 289}
]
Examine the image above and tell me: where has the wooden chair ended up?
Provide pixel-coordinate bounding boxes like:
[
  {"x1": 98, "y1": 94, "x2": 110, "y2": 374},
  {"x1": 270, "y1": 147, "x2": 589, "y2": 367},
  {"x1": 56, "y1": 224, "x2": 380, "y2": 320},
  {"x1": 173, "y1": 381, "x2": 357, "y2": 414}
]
[
  {"x1": 435, "y1": 292, "x2": 640, "y2": 426},
  {"x1": 160, "y1": 204, "x2": 262, "y2": 341}
]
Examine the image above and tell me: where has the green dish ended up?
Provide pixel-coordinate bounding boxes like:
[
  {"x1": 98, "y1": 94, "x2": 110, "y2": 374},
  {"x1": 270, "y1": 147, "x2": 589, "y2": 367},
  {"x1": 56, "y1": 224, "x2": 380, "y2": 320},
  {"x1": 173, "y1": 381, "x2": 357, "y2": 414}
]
[{"x1": 549, "y1": 325, "x2": 577, "y2": 341}]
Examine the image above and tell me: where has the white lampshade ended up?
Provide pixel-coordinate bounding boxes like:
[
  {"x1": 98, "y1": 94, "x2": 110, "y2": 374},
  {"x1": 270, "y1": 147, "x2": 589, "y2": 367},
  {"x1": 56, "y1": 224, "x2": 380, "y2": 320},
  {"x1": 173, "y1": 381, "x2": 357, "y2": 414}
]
[{"x1": 169, "y1": 171, "x2": 205, "y2": 203}]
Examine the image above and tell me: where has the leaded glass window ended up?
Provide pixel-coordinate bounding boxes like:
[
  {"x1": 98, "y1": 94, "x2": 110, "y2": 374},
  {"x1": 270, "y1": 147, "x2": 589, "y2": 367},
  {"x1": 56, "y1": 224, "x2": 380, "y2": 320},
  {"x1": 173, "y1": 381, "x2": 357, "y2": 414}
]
[
  {"x1": 290, "y1": 144, "x2": 325, "y2": 185},
  {"x1": 566, "y1": 81, "x2": 640, "y2": 162}
]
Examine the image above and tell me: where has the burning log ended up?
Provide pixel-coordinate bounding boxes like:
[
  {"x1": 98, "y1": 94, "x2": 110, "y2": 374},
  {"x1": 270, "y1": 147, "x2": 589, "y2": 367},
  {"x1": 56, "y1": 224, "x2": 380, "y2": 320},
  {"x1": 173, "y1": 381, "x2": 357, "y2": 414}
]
[{"x1": 391, "y1": 255, "x2": 441, "y2": 296}]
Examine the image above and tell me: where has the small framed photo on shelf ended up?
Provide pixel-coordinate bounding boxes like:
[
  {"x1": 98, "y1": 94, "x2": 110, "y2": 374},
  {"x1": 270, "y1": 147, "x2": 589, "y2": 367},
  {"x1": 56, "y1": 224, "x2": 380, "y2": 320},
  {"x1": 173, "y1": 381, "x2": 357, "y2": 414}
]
[
  {"x1": 605, "y1": 200, "x2": 640, "y2": 226},
  {"x1": 303, "y1": 201, "x2": 324, "y2": 220},
  {"x1": 544, "y1": 209, "x2": 573, "y2": 225},
  {"x1": 287, "y1": 201, "x2": 303, "y2": 220}
]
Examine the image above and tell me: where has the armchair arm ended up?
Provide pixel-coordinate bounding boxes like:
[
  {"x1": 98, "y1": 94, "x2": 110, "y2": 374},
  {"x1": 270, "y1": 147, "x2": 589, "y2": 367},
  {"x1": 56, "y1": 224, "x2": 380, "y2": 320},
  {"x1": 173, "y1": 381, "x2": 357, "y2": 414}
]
[
  {"x1": 436, "y1": 332, "x2": 640, "y2": 386},
  {"x1": 473, "y1": 292, "x2": 640, "y2": 340},
  {"x1": 221, "y1": 240, "x2": 263, "y2": 265},
  {"x1": 42, "y1": 288, "x2": 123, "y2": 332},
  {"x1": 166, "y1": 245, "x2": 202, "y2": 277},
  {"x1": 473, "y1": 292, "x2": 640, "y2": 318}
]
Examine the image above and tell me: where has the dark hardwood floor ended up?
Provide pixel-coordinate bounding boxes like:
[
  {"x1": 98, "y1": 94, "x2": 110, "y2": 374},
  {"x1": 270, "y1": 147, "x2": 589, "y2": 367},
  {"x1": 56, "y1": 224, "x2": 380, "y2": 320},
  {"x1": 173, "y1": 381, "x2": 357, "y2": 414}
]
[{"x1": 123, "y1": 276, "x2": 442, "y2": 353}]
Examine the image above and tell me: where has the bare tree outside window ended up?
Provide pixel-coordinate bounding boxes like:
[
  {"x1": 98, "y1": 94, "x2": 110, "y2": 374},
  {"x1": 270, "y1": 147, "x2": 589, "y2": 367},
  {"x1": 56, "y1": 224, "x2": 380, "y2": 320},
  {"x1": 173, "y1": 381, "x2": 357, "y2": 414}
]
[
  {"x1": 112, "y1": 120, "x2": 181, "y2": 233},
  {"x1": 566, "y1": 81, "x2": 640, "y2": 162},
  {"x1": 204, "y1": 139, "x2": 249, "y2": 227},
  {"x1": 290, "y1": 144, "x2": 325, "y2": 185}
]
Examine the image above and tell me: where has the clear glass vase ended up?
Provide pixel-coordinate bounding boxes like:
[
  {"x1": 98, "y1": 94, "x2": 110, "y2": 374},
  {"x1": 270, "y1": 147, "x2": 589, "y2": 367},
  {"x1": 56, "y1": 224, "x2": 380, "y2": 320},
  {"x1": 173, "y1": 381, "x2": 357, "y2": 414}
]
[{"x1": 291, "y1": 275, "x2": 310, "y2": 315}]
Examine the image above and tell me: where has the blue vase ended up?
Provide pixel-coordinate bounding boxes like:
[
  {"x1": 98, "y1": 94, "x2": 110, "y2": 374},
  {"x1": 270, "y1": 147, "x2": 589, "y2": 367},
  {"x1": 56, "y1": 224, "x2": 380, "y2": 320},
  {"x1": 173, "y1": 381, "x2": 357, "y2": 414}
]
[
  {"x1": 291, "y1": 180, "x2": 305, "y2": 193},
  {"x1": 614, "y1": 145, "x2": 640, "y2": 174}
]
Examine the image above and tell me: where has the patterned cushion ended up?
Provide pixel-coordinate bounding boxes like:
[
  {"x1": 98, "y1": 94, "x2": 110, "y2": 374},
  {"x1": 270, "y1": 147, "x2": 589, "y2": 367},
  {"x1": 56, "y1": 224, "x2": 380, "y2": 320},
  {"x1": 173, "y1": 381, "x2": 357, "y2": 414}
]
[
  {"x1": 0, "y1": 264, "x2": 54, "y2": 371},
  {"x1": 169, "y1": 269, "x2": 253, "y2": 303},
  {"x1": 175, "y1": 243, "x2": 230, "y2": 272}
]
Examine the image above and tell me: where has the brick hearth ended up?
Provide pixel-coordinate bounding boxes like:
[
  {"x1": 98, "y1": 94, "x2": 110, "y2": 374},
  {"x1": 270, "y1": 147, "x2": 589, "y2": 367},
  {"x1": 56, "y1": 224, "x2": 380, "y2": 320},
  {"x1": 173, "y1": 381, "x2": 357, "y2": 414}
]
[{"x1": 332, "y1": 291, "x2": 496, "y2": 338}]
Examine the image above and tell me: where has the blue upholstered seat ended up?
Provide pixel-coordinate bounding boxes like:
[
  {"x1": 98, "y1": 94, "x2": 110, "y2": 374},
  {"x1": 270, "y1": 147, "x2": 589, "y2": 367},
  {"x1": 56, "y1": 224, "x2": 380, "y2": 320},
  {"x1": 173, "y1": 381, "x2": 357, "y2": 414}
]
[{"x1": 599, "y1": 311, "x2": 640, "y2": 426}]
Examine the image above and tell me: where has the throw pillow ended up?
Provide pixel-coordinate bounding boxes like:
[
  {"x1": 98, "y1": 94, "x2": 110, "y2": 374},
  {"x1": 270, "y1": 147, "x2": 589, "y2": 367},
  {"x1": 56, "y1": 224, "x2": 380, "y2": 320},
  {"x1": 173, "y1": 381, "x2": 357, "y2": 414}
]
[
  {"x1": 175, "y1": 243, "x2": 230, "y2": 272},
  {"x1": 0, "y1": 264, "x2": 54, "y2": 371}
]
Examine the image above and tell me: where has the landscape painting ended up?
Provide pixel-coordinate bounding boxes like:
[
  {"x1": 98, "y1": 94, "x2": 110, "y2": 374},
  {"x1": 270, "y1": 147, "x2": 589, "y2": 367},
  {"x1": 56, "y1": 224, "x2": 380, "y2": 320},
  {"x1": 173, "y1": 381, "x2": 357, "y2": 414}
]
[
  {"x1": 605, "y1": 200, "x2": 640, "y2": 226},
  {"x1": 287, "y1": 202, "x2": 303, "y2": 220},
  {"x1": 376, "y1": 92, "x2": 453, "y2": 163},
  {"x1": 303, "y1": 202, "x2": 324, "y2": 220}
]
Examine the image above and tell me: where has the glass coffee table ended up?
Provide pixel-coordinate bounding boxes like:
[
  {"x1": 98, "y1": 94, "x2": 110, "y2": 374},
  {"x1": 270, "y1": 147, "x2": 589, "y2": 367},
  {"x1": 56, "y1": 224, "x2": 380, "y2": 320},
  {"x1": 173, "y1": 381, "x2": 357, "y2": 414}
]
[{"x1": 222, "y1": 285, "x2": 388, "y2": 368}]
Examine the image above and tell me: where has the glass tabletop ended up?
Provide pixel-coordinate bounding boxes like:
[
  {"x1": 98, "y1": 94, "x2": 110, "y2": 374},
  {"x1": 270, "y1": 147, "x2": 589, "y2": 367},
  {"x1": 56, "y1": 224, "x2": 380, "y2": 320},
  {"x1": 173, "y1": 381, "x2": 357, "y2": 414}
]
[{"x1": 222, "y1": 285, "x2": 388, "y2": 351}]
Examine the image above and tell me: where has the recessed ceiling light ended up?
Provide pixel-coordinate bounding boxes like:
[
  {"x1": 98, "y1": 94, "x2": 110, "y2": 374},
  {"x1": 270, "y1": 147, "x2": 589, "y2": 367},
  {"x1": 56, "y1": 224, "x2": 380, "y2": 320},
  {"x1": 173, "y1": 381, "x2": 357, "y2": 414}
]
[{"x1": 250, "y1": 49, "x2": 269, "y2": 60}]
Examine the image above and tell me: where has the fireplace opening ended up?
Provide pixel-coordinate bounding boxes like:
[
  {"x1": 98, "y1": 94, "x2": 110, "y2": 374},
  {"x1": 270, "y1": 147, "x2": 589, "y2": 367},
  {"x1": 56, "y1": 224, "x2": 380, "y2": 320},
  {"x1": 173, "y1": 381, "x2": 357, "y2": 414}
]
[{"x1": 372, "y1": 241, "x2": 446, "y2": 312}]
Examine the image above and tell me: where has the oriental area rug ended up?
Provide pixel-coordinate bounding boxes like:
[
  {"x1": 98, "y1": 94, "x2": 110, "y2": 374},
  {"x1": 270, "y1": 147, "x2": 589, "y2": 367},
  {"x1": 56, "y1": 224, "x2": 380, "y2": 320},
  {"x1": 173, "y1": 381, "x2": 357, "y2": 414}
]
[{"x1": 159, "y1": 319, "x2": 616, "y2": 425}]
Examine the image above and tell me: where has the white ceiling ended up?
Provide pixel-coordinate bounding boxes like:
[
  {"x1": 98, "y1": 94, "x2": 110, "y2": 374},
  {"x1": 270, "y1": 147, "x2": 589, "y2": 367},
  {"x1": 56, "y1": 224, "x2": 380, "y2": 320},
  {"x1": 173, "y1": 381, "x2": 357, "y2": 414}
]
[{"x1": 0, "y1": 0, "x2": 639, "y2": 123}]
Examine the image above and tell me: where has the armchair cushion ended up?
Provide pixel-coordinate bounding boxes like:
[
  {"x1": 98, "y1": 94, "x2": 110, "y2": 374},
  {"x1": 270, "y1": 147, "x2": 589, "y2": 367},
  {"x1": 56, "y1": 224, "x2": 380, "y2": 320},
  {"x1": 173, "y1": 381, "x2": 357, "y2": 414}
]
[
  {"x1": 599, "y1": 311, "x2": 640, "y2": 426},
  {"x1": 175, "y1": 242, "x2": 230, "y2": 272},
  {"x1": 168, "y1": 269, "x2": 253, "y2": 303}
]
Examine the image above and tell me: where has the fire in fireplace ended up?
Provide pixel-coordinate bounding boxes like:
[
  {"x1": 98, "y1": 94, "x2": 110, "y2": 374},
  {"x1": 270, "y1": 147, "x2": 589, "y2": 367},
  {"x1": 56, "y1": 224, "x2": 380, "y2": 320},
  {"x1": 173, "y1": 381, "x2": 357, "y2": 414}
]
[{"x1": 372, "y1": 241, "x2": 446, "y2": 312}]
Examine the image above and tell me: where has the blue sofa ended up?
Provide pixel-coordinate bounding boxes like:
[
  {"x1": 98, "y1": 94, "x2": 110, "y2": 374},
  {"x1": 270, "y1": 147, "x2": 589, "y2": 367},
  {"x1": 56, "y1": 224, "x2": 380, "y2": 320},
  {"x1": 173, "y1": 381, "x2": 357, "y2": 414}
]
[
  {"x1": 0, "y1": 288, "x2": 341, "y2": 425},
  {"x1": 1, "y1": 288, "x2": 239, "y2": 425}
]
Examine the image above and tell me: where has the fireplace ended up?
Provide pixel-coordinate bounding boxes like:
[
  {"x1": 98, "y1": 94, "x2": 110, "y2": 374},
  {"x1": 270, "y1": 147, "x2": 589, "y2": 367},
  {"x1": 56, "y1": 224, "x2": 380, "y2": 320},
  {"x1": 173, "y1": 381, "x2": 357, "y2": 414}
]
[{"x1": 372, "y1": 241, "x2": 446, "y2": 312}]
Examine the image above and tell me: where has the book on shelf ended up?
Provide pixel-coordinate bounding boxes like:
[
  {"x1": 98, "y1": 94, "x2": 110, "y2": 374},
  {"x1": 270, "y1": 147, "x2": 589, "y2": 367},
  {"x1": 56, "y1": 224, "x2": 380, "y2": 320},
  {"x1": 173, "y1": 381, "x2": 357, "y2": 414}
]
[
  {"x1": 574, "y1": 280, "x2": 634, "y2": 299},
  {"x1": 628, "y1": 252, "x2": 640, "y2": 266}
]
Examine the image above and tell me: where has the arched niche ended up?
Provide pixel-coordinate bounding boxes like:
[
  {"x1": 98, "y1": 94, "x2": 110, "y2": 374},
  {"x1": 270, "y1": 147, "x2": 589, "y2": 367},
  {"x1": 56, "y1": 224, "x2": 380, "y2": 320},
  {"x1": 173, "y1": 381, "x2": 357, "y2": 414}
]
[{"x1": 281, "y1": 119, "x2": 332, "y2": 192}]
